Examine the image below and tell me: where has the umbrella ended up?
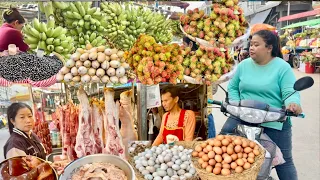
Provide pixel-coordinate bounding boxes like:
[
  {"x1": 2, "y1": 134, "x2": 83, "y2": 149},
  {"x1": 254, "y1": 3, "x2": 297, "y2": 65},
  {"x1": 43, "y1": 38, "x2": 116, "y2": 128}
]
[{"x1": 0, "y1": 53, "x2": 63, "y2": 82}]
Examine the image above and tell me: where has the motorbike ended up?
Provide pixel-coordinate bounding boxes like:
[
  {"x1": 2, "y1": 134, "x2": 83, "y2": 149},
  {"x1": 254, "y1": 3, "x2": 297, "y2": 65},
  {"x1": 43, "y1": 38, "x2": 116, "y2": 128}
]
[{"x1": 208, "y1": 76, "x2": 314, "y2": 180}]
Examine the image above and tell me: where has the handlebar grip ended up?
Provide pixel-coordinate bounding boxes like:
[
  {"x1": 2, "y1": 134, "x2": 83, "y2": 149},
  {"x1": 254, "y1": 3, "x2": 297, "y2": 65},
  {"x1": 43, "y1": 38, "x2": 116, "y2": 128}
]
[
  {"x1": 208, "y1": 99, "x2": 222, "y2": 105},
  {"x1": 286, "y1": 111, "x2": 305, "y2": 118}
]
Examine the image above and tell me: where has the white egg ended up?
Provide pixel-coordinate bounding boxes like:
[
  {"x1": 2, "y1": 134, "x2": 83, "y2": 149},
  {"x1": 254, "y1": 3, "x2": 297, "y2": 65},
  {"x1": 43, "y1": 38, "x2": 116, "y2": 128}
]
[
  {"x1": 155, "y1": 159, "x2": 160, "y2": 164},
  {"x1": 174, "y1": 155, "x2": 179, "y2": 160},
  {"x1": 145, "y1": 154, "x2": 152, "y2": 159},
  {"x1": 178, "y1": 146, "x2": 184, "y2": 151},
  {"x1": 164, "y1": 156, "x2": 171, "y2": 163},
  {"x1": 133, "y1": 156, "x2": 139, "y2": 160},
  {"x1": 142, "y1": 160, "x2": 148, "y2": 167},
  {"x1": 179, "y1": 175, "x2": 187, "y2": 180},
  {"x1": 152, "y1": 172, "x2": 159, "y2": 177},
  {"x1": 175, "y1": 160, "x2": 182, "y2": 165},
  {"x1": 172, "y1": 164, "x2": 180, "y2": 171},
  {"x1": 156, "y1": 149, "x2": 162, "y2": 155},
  {"x1": 148, "y1": 160, "x2": 155, "y2": 166},
  {"x1": 162, "y1": 151, "x2": 167, "y2": 156},
  {"x1": 144, "y1": 174, "x2": 153, "y2": 180},
  {"x1": 159, "y1": 144, "x2": 164, "y2": 148},
  {"x1": 177, "y1": 169, "x2": 186, "y2": 176},
  {"x1": 157, "y1": 170, "x2": 167, "y2": 177},
  {"x1": 146, "y1": 166, "x2": 156, "y2": 173},
  {"x1": 142, "y1": 170, "x2": 150, "y2": 175},
  {"x1": 161, "y1": 164, "x2": 168, "y2": 171},
  {"x1": 163, "y1": 176, "x2": 171, "y2": 180},
  {"x1": 167, "y1": 168, "x2": 174, "y2": 176},
  {"x1": 189, "y1": 168, "x2": 196, "y2": 175},
  {"x1": 184, "y1": 173, "x2": 192, "y2": 178},
  {"x1": 149, "y1": 157, "x2": 156, "y2": 161},
  {"x1": 180, "y1": 164, "x2": 187, "y2": 170},
  {"x1": 181, "y1": 155, "x2": 188, "y2": 161},
  {"x1": 165, "y1": 149, "x2": 171, "y2": 154},
  {"x1": 158, "y1": 155, "x2": 164, "y2": 163},
  {"x1": 171, "y1": 158, "x2": 176, "y2": 162},
  {"x1": 154, "y1": 164, "x2": 160, "y2": 169},
  {"x1": 154, "y1": 177, "x2": 162, "y2": 180},
  {"x1": 167, "y1": 162, "x2": 174, "y2": 168},
  {"x1": 171, "y1": 175, "x2": 179, "y2": 180}
]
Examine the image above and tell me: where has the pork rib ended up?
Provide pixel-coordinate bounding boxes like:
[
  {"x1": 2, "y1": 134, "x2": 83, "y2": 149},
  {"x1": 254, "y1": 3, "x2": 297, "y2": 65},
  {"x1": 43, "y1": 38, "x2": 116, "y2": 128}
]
[
  {"x1": 91, "y1": 98, "x2": 104, "y2": 154},
  {"x1": 103, "y1": 88, "x2": 125, "y2": 159},
  {"x1": 75, "y1": 88, "x2": 95, "y2": 158},
  {"x1": 119, "y1": 90, "x2": 138, "y2": 158}
]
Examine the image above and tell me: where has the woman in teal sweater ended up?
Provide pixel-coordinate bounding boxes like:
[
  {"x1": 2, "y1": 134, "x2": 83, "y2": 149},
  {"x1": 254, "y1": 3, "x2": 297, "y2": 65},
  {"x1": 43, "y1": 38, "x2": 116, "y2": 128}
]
[{"x1": 221, "y1": 30, "x2": 301, "y2": 180}]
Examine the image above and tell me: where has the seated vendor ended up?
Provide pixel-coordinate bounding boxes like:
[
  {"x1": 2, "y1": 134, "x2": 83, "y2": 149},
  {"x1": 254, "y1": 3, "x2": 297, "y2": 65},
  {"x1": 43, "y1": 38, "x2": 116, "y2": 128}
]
[{"x1": 152, "y1": 87, "x2": 196, "y2": 146}]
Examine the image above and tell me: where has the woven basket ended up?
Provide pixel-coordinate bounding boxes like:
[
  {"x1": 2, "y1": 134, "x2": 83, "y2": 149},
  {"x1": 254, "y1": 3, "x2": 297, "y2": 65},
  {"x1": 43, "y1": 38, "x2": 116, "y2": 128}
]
[
  {"x1": 128, "y1": 140, "x2": 202, "y2": 180},
  {"x1": 191, "y1": 137, "x2": 266, "y2": 180}
]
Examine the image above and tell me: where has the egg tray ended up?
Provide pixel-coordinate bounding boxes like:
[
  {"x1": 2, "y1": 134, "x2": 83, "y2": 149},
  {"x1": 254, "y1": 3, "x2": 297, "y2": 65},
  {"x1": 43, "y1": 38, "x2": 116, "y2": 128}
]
[
  {"x1": 128, "y1": 141, "x2": 201, "y2": 180},
  {"x1": 191, "y1": 137, "x2": 266, "y2": 180}
]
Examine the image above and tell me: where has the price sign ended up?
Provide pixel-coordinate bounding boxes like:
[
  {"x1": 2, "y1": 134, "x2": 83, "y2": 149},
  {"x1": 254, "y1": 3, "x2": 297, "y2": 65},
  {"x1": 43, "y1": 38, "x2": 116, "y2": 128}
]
[{"x1": 146, "y1": 84, "x2": 161, "y2": 109}]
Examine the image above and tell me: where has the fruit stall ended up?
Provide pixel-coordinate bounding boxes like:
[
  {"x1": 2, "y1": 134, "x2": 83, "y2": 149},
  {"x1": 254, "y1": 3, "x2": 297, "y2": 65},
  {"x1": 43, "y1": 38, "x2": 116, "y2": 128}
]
[
  {"x1": 281, "y1": 18, "x2": 320, "y2": 72},
  {"x1": 0, "y1": 0, "x2": 273, "y2": 180}
]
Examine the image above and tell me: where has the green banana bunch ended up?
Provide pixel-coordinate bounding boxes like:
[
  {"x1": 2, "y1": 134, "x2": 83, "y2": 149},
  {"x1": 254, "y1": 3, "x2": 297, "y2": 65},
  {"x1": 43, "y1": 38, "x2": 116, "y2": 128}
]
[
  {"x1": 100, "y1": 2, "x2": 174, "y2": 50},
  {"x1": 73, "y1": 31, "x2": 107, "y2": 49},
  {"x1": 23, "y1": 18, "x2": 74, "y2": 60}
]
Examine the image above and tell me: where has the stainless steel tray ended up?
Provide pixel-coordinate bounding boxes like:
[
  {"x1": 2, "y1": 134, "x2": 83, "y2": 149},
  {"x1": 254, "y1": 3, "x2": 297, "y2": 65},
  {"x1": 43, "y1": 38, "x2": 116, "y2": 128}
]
[{"x1": 59, "y1": 154, "x2": 135, "y2": 180}]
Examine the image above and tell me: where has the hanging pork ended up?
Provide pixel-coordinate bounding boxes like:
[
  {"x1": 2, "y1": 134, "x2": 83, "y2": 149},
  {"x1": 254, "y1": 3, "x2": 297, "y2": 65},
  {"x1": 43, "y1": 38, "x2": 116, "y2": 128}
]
[{"x1": 91, "y1": 98, "x2": 105, "y2": 154}]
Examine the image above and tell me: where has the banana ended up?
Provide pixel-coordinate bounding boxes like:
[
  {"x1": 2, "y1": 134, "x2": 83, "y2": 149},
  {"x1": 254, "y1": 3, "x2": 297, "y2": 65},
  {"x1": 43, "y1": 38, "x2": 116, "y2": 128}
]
[
  {"x1": 47, "y1": 45, "x2": 55, "y2": 51},
  {"x1": 52, "y1": 1, "x2": 69, "y2": 10},
  {"x1": 52, "y1": 26, "x2": 63, "y2": 38},
  {"x1": 29, "y1": 44, "x2": 38, "y2": 49},
  {"x1": 24, "y1": 35, "x2": 39, "y2": 44},
  {"x1": 75, "y1": 2, "x2": 86, "y2": 17},
  {"x1": 38, "y1": 41, "x2": 47, "y2": 50},
  {"x1": 59, "y1": 34, "x2": 67, "y2": 41},
  {"x1": 46, "y1": 38, "x2": 54, "y2": 45},
  {"x1": 32, "y1": 18, "x2": 41, "y2": 32},
  {"x1": 61, "y1": 40, "x2": 69, "y2": 48},
  {"x1": 87, "y1": 7, "x2": 97, "y2": 15},
  {"x1": 47, "y1": 16, "x2": 55, "y2": 29},
  {"x1": 55, "y1": 46, "x2": 64, "y2": 54},
  {"x1": 29, "y1": 27, "x2": 40, "y2": 39},
  {"x1": 69, "y1": 3, "x2": 79, "y2": 14},
  {"x1": 72, "y1": 12, "x2": 82, "y2": 20},
  {"x1": 53, "y1": 39, "x2": 61, "y2": 46},
  {"x1": 39, "y1": 22, "x2": 47, "y2": 32},
  {"x1": 40, "y1": 32, "x2": 47, "y2": 41},
  {"x1": 89, "y1": 32, "x2": 97, "y2": 42}
]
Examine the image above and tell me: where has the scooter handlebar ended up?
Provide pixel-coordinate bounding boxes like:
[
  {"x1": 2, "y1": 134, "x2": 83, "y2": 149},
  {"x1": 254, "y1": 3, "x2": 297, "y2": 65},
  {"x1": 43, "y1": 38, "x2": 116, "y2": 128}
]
[
  {"x1": 208, "y1": 99, "x2": 222, "y2": 105},
  {"x1": 286, "y1": 111, "x2": 305, "y2": 118}
]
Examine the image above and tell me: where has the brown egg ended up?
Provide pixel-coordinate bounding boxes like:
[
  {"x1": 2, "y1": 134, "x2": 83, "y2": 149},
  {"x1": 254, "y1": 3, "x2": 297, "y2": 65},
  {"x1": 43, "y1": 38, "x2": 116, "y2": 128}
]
[
  {"x1": 198, "y1": 158, "x2": 204, "y2": 165},
  {"x1": 234, "y1": 138, "x2": 242, "y2": 145},
  {"x1": 208, "y1": 151, "x2": 215, "y2": 159},
  {"x1": 254, "y1": 145, "x2": 259, "y2": 150},
  {"x1": 242, "y1": 158, "x2": 247, "y2": 163},
  {"x1": 227, "y1": 147, "x2": 234, "y2": 155},
  {"x1": 222, "y1": 139, "x2": 230, "y2": 146},
  {"x1": 235, "y1": 166, "x2": 244, "y2": 173},
  {"x1": 206, "y1": 165, "x2": 213, "y2": 173},
  {"x1": 215, "y1": 163, "x2": 222, "y2": 167},
  {"x1": 213, "y1": 147, "x2": 223, "y2": 155},
  {"x1": 203, "y1": 148, "x2": 209, "y2": 154},
  {"x1": 236, "y1": 159, "x2": 245, "y2": 166},
  {"x1": 253, "y1": 149, "x2": 260, "y2": 156},
  {"x1": 198, "y1": 152, "x2": 205, "y2": 158},
  {"x1": 222, "y1": 163, "x2": 231, "y2": 169},
  {"x1": 237, "y1": 152, "x2": 243, "y2": 159},
  {"x1": 247, "y1": 157, "x2": 254, "y2": 164},
  {"x1": 209, "y1": 159, "x2": 216, "y2": 166},
  {"x1": 202, "y1": 162, "x2": 209, "y2": 169},
  {"x1": 202, "y1": 154, "x2": 209, "y2": 162},
  {"x1": 216, "y1": 135, "x2": 225, "y2": 141},
  {"x1": 206, "y1": 145, "x2": 213, "y2": 152},
  {"x1": 208, "y1": 139, "x2": 215, "y2": 146},
  {"x1": 248, "y1": 152, "x2": 255, "y2": 158},
  {"x1": 244, "y1": 147, "x2": 253, "y2": 153},
  {"x1": 242, "y1": 140, "x2": 249, "y2": 148},
  {"x1": 234, "y1": 145, "x2": 242, "y2": 153},
  {"x1": 243, "y1": 153, "x2": 248, "y2": 158},
  {"x1": 249, "y1": 141, "x2": 256, "y2": 148},
  {"x1": 231, "y1": 154, "x2": 238, "y2": 161},
  {"x1": 213, "y1": 140, "x2": 222, "y2": 147},
  {"x1": 222, "y1": 153, "x2": 228, "y2": 159},
  {"x1": 224, "y1": 155, "x2": 232, "y2": 164},
  {"x1": 222, "y1": 146, "x2": 227, "y2": 153},
  {"x1": 195, "y1": 145, "x2": 202, "y2": 152},
  {"x1": 231, "y1": 162, "x2": 237, "y2": 169},
  {"x1": 228, "y1": 144, "x2": 234, "y2": 149},
  {"x1": 213, "y1": 167, "x2": 222, "y2": 175},
  {"x1": 221, "y1": 168, "x2": 231, "y2": 176},
  {"x1": 215, "y1": 155, "x2": 223, "y2": 163},
  {"x1": 201, "y1": 142, "x2": 208, "y2": 148},
  {"x1": 243, "y1": 162, "x2": 251, "y2": 170},
  {"x1": 192, "y1": 151, "x2": 199, "y2": 157}
]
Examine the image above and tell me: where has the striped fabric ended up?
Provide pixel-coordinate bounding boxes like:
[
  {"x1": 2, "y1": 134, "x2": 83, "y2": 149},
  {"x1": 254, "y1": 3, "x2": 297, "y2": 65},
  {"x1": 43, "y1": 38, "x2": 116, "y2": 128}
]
[{"x1": 0, "y1": 75, "x2": 57, "y2": 87}]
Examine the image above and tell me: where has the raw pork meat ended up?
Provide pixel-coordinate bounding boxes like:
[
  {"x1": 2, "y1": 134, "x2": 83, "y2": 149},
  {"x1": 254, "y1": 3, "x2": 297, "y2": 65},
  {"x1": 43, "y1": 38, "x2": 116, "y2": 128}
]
[
  {"x1": 91, "y1": 98, "x2": 104, "y2": 154},
  {"x1": 75, "y1": 88, "x2": 95, "y2": 158},
  {"x1": 103, "y1": 88, "x2": 125, "y2": 159},
  {"x1": 119, "y1": 90, "x2": 138, "y2": 158}
]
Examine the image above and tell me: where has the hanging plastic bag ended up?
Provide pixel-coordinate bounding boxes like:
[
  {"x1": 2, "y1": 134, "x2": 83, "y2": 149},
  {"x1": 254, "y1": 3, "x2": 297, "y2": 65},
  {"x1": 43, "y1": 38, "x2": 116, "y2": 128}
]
[{"x1": 260, "y1": 133, "x2": 286, "y2": 166}]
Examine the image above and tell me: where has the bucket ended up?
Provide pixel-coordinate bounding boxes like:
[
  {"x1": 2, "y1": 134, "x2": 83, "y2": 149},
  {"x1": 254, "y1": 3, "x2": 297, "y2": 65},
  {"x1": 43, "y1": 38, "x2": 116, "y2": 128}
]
[{"x1": 305, "y1": 62, "x2": 315, "y2": 74}]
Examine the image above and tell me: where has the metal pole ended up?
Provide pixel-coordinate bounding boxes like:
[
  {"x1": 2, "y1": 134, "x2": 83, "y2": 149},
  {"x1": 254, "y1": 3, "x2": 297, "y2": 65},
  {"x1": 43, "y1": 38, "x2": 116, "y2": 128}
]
[
  {"x1": 287, "y1": 1, "x2": 291, "y2": 26},
  {"x1": 137, "y1": 83, "x2": 147, "y2": 140}
]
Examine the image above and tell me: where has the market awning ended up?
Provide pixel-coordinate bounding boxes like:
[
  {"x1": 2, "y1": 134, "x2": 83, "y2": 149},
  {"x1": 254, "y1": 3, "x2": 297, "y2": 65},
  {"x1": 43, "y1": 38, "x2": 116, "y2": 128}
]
[
  {"x1": 249, "y1": 9, "x2": 272, "y2": 25},
  {"x1": 281, "y1": 18, "x2": 320, "y2": 29},
  {"x1": 278, "y1": 9, "x2": 320, "y2": 22}
]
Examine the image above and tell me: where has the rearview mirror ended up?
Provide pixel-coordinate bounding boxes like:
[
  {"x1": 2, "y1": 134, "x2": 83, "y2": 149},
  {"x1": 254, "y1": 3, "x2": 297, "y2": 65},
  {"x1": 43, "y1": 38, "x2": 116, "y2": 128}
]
[{"x1": 294, "y1": 76, "x2": 314, "y2": 91}]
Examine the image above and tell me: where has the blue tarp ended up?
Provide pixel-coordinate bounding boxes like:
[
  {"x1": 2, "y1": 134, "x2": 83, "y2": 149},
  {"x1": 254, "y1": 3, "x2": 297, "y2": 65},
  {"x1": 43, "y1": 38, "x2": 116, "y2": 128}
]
[{"x1": 207, "y1": 113, "x2": 216, "y2": 138}]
